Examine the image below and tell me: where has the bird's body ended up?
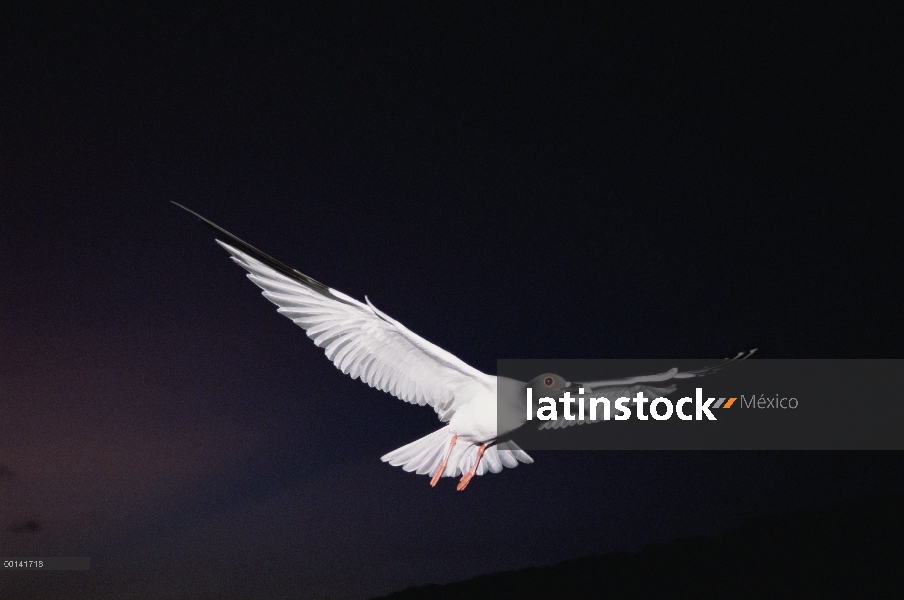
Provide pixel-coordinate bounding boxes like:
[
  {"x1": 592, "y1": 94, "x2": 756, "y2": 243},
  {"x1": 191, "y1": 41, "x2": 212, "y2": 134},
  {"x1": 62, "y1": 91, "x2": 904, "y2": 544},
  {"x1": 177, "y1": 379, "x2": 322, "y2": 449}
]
[
  {"x1": 175, "y1": 203, "x2": 755, "y2": 490},
  {"x1": 447, "y1": 379, "x2": 498, "y2": 444}
]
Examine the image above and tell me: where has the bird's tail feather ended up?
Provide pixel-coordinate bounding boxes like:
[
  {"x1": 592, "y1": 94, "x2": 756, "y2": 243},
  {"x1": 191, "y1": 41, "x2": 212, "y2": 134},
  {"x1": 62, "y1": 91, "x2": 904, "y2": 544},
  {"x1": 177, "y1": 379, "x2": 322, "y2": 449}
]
[{"x1": 381, "y1": 426, "x2": 533, "y2": 478}]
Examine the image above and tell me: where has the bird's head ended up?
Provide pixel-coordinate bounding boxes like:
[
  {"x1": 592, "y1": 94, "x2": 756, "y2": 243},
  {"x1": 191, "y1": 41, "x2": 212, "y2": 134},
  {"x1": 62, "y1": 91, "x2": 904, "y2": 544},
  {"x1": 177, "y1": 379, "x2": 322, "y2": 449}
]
[{"x1": 526, "y1": 373, "x2": 582, "y2": 397}]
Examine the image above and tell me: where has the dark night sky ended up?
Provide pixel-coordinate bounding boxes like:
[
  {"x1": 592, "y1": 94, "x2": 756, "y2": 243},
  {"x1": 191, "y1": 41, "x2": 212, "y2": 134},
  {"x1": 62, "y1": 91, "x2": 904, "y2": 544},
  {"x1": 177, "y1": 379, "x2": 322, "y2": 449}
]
[{"x1": 1, "y1": 4, "x2": 902, "y2": 599}]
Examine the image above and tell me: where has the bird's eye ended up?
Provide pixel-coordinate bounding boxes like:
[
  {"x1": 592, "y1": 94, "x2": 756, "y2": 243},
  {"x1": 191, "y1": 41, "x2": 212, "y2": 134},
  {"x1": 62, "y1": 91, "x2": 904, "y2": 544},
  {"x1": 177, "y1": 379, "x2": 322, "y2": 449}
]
[{"x1": 544, "y1": 377, "x2": 554, "y2": 386}]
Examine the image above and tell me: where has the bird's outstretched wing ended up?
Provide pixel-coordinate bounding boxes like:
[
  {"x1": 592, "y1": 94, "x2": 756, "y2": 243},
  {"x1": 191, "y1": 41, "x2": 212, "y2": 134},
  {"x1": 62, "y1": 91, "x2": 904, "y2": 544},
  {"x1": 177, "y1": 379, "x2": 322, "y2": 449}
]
[
  {"x1": 174, "y1": 203, "x2": 493, "y2": 421},
  {"x1": 537, "y1": 350, "x2": 757, "y2": 430},
  {"x1": 576, "y1": 350, "x2": 757, "y2": 389}
]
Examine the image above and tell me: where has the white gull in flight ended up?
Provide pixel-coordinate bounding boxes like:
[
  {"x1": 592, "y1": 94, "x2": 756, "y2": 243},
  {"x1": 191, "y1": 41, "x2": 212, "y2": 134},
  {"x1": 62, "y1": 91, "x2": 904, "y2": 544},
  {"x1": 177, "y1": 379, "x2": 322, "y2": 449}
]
[{"x1": 175, "y1": 204, "x2": 755, "y2": 491}]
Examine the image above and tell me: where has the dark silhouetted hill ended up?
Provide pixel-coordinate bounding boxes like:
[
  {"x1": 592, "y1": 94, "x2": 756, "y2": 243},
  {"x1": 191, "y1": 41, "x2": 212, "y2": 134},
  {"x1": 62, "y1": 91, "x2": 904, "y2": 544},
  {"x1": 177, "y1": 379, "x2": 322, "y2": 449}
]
[{"x1": 375, "y1": 495, "x2": 903, "y2": 599}]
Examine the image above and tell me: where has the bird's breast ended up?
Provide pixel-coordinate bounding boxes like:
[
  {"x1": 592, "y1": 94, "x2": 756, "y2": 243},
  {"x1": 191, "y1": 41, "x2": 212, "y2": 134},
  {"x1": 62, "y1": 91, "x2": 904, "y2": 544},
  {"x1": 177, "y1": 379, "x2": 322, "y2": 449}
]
[{"x1": 448, "y1": 388, "x2": 499, "y2": 443}]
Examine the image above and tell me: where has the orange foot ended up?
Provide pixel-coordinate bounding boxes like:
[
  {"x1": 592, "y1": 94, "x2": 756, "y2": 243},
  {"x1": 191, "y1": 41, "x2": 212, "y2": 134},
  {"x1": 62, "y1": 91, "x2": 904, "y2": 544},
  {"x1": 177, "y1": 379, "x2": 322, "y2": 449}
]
[
  {"x1": 430, "y1": 435, "x2": 458, "y2": 487},
  {"x1": 456, "y1": 472, "x2": 475, "y2": 491},
  {"x1": 455, "y1": 443, "x2": 487, "y2": 492}
]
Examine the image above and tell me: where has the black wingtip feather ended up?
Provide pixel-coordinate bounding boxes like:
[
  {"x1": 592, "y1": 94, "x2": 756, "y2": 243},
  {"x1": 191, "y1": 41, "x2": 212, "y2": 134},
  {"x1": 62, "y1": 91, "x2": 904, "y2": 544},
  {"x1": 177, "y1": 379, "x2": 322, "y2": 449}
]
[{"x1": 171, "y1": 202, "x2": 333, "y2": 296}]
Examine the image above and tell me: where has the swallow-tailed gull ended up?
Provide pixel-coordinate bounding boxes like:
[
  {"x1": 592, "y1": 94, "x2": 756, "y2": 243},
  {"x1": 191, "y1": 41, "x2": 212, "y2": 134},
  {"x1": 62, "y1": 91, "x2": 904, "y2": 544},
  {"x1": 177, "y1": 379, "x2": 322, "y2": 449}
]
[{"x1": 175, "y1": 204, "x2": 755, "y2": 491}]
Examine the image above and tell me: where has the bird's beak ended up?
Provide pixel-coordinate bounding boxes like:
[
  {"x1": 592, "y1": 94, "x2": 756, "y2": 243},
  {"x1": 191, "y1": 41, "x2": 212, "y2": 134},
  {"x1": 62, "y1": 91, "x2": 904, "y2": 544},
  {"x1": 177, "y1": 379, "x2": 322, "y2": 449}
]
[{"x1": 563, "y1": 381, "x2": 585, "y2": 394}]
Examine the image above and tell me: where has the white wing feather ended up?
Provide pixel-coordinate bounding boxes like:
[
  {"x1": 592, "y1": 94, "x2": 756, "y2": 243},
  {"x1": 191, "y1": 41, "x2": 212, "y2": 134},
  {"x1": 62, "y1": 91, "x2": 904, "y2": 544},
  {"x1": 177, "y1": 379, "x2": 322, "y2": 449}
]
[{"x1": 219, "y1": 241, "x2": 493, "y2": 421}]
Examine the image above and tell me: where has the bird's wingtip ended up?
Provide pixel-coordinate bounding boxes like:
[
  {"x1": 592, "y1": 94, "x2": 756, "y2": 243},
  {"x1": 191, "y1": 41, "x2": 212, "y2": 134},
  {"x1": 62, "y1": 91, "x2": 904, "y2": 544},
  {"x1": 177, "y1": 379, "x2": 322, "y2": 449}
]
[{"x1": 170, "y1": 201, "x2": 202, "y2": 219}]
